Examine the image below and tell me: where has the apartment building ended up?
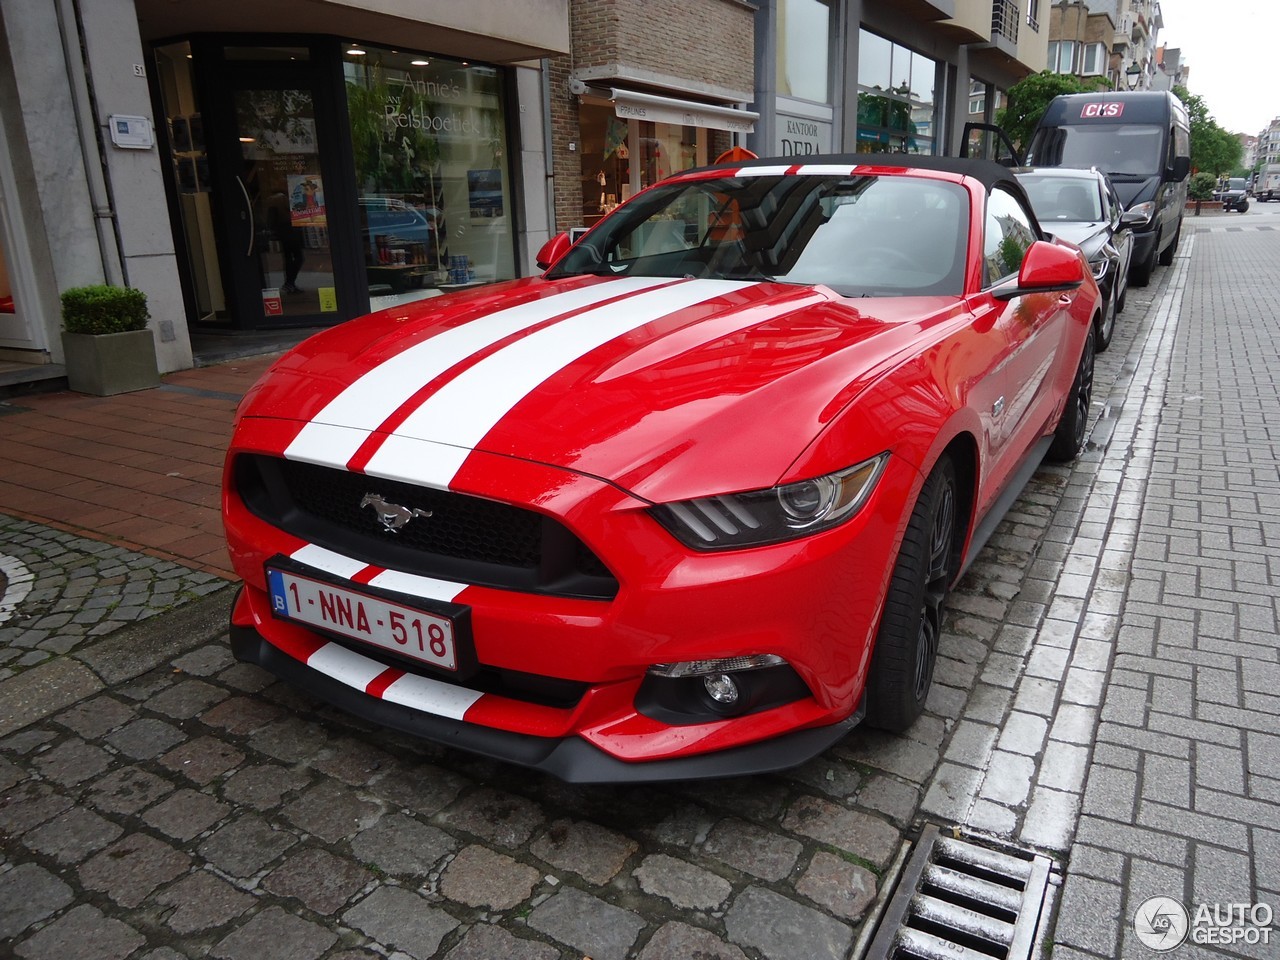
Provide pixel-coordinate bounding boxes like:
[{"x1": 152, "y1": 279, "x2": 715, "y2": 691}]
[{"x1": 1045, "y1": 0, "x2": 1162, "y2": 89}]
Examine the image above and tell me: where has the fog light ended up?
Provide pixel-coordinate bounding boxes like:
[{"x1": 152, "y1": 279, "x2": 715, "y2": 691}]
[{"x1": 703, "y1": 673, "x2": 740, "y2": 705}]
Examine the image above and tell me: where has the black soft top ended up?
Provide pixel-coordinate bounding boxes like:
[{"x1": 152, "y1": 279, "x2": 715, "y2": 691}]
[{"x1": 696, "y1": 152, "x2": 1022, "y2": 193}]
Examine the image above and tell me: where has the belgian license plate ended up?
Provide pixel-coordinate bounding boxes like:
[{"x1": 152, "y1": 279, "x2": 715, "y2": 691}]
[{"x1": 266, "y1": 568, "x2": 457, "y2": 671}]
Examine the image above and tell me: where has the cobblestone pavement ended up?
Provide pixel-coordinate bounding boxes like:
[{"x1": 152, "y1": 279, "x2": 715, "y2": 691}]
[
  {"x1": 0, "y1": 231, "x2": 1266, "y2": 959},
  {"x1": 0, "y1": 515, "x2": 226, "y2": 683}
]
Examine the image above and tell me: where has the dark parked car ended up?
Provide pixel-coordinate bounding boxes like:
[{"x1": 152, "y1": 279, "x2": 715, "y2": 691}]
[
  {"x1": 1017, "y1": 167, "x2": 1135, "y2": 351},
  {"x1": 1213, "y1": 177, "x2": 1249, "y2": 213}
]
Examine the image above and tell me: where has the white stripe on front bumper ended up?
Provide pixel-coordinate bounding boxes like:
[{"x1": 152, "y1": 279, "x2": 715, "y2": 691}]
[
  {"x1": 290, "y1": 544, "x2": 368, "y2": 579},
  {"x1": 367, "y1": 569, "x2": 467, "y2": 604},
  {"x1": 308, "y1": 642, "x2": 387, "y2": 690},
  {"x1": 380, "y1": 672, "x2": 483, "y2": 720}
]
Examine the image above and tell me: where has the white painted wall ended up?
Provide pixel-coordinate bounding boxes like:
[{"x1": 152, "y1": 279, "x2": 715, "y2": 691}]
[{"x1": 77, "y1": 0, "x2": 191, "y2": 372}]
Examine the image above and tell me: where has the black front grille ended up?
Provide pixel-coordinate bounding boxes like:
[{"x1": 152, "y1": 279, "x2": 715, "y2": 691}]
[{"x1": 236, "y1": 455, "x2": 616, "y2": 599}]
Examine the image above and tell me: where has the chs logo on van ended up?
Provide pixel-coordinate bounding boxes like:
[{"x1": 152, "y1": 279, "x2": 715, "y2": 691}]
[{"x1": 1080, "y1": 102, "x2": 1125, "y2": 119}]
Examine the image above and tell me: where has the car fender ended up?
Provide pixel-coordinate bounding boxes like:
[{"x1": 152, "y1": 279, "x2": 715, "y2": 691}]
[{"x1": 777, "y1": 321, "x2": 994, "y2": 585}]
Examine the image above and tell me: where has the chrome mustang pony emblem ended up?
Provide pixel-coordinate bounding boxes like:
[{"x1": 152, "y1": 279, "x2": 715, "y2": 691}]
[{"x1": 360, "y1": 493, "x2": 432, "y2": 533}]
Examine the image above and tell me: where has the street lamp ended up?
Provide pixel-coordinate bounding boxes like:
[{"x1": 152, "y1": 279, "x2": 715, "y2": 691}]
[{"x1": 1125, "y1": 63, "x2": 1142, "y2": 90}]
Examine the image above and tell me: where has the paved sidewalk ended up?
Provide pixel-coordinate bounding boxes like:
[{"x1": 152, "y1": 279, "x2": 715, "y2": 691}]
[
  {"x1": 1049, "y1": 231, "x2": 1280, "y2": 956},
  {"x1": 0, "y1": 358, "x2": 274, "y2": 580}
]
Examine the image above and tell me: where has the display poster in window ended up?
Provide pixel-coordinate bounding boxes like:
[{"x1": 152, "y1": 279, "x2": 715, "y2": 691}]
[
  {"x1": 318, "y1": 287, "x2": 338, "y2": 313},
  {"x1": 288, "y1": 174, "x2": 326, "y2": 227},
  {"x1": 467, "y1": 169, "x2": 504, "y2": 220}
]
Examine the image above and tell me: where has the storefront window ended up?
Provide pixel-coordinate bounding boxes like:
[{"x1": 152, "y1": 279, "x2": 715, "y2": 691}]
[
  {"x1": 856, "y1": 30, "x2": 936, "y2": 155},
  {"x1": 155, "y1": 41, "x2": 226, "y2": 325},
  {"x1": 343, "y1": 47, "x2": 514, "y2": 302},
  {"x1": 777, "y1": 0, "x2": 832, "y2": 104},
  {"x1": 577, "y1": 102, "x2": 707, "y2": 229}
]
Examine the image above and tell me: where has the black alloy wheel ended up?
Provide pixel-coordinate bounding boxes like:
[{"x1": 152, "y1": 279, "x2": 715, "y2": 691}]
[
  {"x1": 1048, "y1": 324, "x2": 1096, "y2": 463},
  {"x1": 865, "y1": 457, "x2": 958, "y2": 732}
]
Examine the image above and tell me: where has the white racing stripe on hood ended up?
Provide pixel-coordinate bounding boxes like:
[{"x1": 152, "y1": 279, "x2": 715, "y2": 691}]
[
  {"x1": 362, "y1": 279, "x2": 756, "y2": 487},
  {"x1": 285, "y1": 276, "x2": 671, "y2": 468}
]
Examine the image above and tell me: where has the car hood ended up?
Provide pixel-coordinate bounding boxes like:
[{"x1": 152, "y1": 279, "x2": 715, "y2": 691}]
[
  {"x1": 241, "y1": 275, "x2": 962, "y2": 502},
  {"x1": 1044, "y1": 221, "x2": 1109, "y2": 259}
]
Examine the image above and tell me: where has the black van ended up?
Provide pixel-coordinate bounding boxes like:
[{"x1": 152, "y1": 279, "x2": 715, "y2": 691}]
[{"x1": 1025, "y1": 91, "x2": 1191, "y2": 286}]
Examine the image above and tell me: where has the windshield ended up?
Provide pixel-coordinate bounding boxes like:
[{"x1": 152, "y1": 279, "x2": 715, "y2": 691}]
[
  {"x1": 548, "y1": 174, "x2": 970, "y2": 297},
  {"x1": 1019, "y1": 175, "x2": 1103, "y2": 223},
  {"x1": 1027, "y1": 123, "x2": 1165, "y2": 177}
]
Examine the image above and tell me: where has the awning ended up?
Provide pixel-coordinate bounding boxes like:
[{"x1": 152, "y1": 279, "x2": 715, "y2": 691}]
[{"x1": 608, "y1": 88, "x2": 758, "y2": 134}]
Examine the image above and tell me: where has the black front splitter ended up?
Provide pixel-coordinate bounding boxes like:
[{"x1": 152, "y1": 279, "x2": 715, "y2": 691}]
[{"x1": 231, "y1": 623, "x2": 862, "y2": 785}]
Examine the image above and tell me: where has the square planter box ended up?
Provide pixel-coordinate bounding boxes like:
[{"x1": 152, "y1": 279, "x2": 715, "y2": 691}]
[{"x1": 62, "y1": 329, "x2": 161, "y2": 396}]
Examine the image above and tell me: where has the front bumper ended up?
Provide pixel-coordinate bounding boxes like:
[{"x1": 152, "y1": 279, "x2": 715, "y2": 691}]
[
  {"x1": 232, "y1": 607, "x2": 861, "y2": 783},
  {"x1": 224, "y1": 434, "x2": 922, "y2": 780}
]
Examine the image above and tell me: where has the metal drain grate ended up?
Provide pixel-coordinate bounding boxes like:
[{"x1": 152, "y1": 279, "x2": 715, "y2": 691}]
[{"x1": 862, "y1": 824, "x2": 1054, "y2": 960}]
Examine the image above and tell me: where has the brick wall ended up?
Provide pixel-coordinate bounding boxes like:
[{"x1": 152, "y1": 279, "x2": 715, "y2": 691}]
[
  {"x1": 549, "y1": 0, "x2": 754, "y2": 230},
  {"x1": 607, "y1": 0, "x2": 753, "y2": 93}
]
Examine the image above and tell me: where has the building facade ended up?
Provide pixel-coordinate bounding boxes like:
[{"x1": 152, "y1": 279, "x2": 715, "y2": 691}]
[
  {"x1": 3, "y1": 0, "x2": 1050, "y2": 385},
  {"x1": 749, "y1": 0, "x2": 1048, "y2": 163},
  {"x1": 1045, "y1": 0, "x2": 1161, "y2": 90},
  {"x1": 0, "y1": 0, "x2": 570, "y2": 379}
]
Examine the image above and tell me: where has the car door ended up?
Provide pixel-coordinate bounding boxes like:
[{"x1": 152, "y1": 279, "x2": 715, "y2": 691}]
[{"x1": 982, "y1": 187, "x2": 1075, "y2": 464}]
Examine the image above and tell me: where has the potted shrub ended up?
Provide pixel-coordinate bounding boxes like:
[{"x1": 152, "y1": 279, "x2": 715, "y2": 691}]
[
  {"x1": 1188, "y1": 171, "x2": 1219, "y2": 215},
  {"x1": 61, "y1": 284, "x2": 160, "y2": 395}
]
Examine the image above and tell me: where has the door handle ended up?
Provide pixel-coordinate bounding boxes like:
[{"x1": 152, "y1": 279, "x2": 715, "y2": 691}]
[
  {"x1": 236, "y1": 176, "x2": 255, "y2": 257},
  {"x1": 1058, "y1": 294, "x2": 1072, "y2": 305}
]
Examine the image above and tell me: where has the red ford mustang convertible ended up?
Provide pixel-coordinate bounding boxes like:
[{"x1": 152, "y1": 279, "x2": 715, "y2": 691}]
[{"x1": 223, "y1": 155, "x2": 1099, "y2": 781}]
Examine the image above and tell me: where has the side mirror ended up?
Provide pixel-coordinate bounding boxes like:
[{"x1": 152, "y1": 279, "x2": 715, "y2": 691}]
[
  {"x1": 992, "y1": 240, "x2": 1084, "y2": 301},
  {"x1": 536, "y1": 232, "x2": 574, "y2": 271},
  {"x1": 1167, "y1": 156, "x2": 1191, "y2": 182},
  {"x1": 1119, "y1": 208, "x2": 1148, "y2": 227}
]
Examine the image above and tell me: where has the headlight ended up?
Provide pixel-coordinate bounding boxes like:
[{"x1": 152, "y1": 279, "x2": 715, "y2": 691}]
[
  {"x1": 651, "y1": 453, "x2": 888, "y2": 550},
  {"x1": 1126, "y1": 200, "x2": 1155, "y2": 225}
]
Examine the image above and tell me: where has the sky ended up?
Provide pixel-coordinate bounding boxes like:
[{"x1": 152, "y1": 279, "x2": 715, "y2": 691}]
[{"x1": 1155, "y1": 0, "x2": 1273, "y2": 134}]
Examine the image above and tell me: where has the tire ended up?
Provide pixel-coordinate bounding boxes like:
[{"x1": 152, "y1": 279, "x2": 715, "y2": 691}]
[
  {"x1": 1095, "y1": 281, "x2": 1117, "y2": 352},
  {"x1": 1237, "y1": 200, "x2": 1250, "y2": 213},
  {"x1": 1158, "y1": 223, "x2": 1180, "y2": 266},
  {"x1": 864, "y1": 457, "x2": 958, "y2": 732},
  {"x1": 1048, "y1": 325, "x2": 1096, "y2": 463},
  {"x1": 1130, "y1": 234, "x2": 1158, "y2": 286}
]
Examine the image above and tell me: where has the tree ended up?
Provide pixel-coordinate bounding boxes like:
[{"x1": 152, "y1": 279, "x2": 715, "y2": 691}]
[
  {"x1": 1173, "y1": 85, "x2": 1242, "y2": 177},
  {"x1": 996, "y1": 71, "x2": 1110, "y2": 154}
]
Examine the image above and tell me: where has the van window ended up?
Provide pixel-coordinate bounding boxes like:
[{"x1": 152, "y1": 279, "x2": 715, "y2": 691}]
[{"x1": 1030, "y1": 123, "x2": 1165, "y2": 176}]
